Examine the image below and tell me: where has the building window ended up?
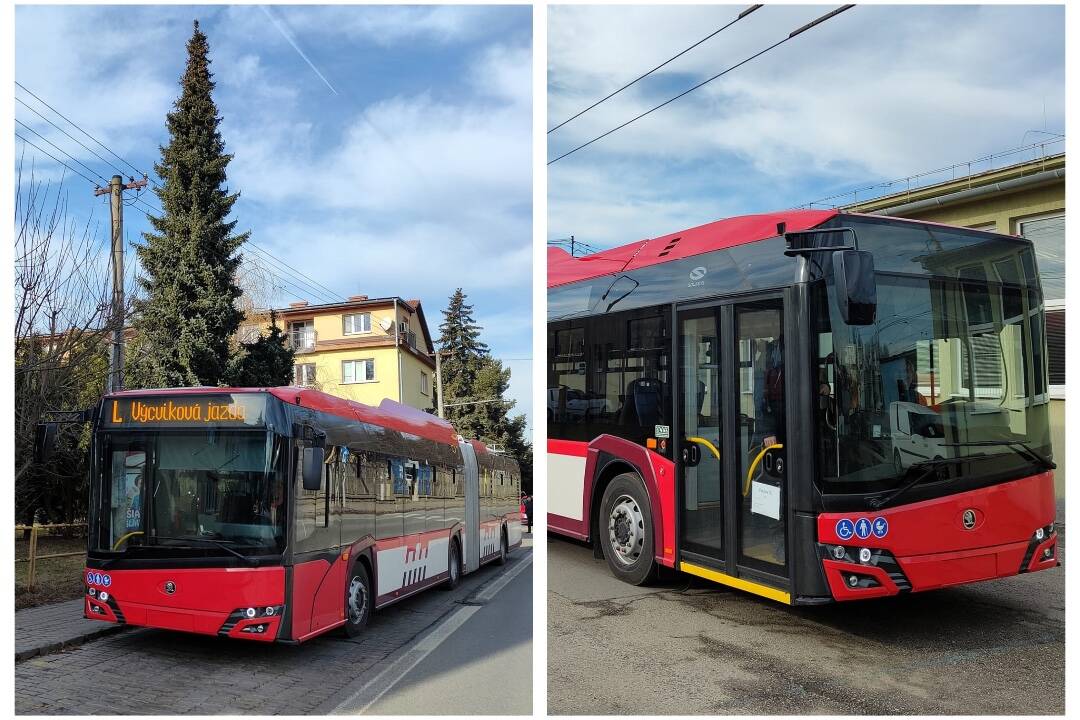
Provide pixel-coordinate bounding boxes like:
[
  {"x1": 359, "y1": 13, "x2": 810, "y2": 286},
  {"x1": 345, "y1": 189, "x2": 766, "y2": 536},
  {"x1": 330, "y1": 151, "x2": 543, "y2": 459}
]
[
  {"x1": 342, "y1": 359, "x2": 376, "y2": 384},
  {"x1": 420, "y1": 371, "x2": 430, "y2": 395},
  {"x1": 294, "y1": 363, "x2": 316, "y2": 386},
  {"x1": 343, "y1": 313, "x2": 371, "y2": 335},
  {"x1": 1046, "y1": 301, "x2": 1065, "y2": 397},
  {"x1": 1016, "y1": 212, "x2": 1064, "y2": 302},
  {"x1": 1016, "y1": 212, "x2": 1065, "y2": 392}
]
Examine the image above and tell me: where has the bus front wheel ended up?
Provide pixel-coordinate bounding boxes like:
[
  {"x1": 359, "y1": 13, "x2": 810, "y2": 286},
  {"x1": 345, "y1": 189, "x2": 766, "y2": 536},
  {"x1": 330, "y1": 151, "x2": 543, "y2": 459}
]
[
  {"x1": 599, "y1": 473, "x2": 658, "y2": 585},
  {"x1": 343, "y1": 561, "x2": 372, "y2": 637}
]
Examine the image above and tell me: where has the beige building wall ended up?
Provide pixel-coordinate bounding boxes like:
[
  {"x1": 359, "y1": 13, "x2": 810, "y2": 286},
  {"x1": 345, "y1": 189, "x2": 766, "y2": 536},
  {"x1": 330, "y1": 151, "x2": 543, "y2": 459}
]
[{"x1": 273, "y1": 297, "x2": 436, "y2": 412}]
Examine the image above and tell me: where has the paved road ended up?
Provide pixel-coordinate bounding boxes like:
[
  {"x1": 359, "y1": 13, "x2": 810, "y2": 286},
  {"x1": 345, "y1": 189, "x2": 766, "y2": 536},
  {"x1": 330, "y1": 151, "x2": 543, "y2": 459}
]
[
  {"x1": 360, "y1": 550, "x2": 532, "y2": 714},
  {"x1": 548, "y1": 532, "x2": 1064, "y2": 715},
  {"x1": 15, "y1": 538, "x2": 532, "y2": 715}
]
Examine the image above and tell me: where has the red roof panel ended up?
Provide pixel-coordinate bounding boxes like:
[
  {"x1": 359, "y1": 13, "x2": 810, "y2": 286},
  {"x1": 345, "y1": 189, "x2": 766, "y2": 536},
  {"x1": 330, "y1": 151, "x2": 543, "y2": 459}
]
[{"x1": 548, "y1": 209, "x2": 837, "y2": 288}]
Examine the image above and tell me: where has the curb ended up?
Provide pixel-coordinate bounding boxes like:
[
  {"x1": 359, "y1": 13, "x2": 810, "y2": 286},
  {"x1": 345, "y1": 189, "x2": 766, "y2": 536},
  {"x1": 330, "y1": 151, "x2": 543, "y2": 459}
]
[{"x1": 15, "y1": 624, "x2": 128, "y2": 662}]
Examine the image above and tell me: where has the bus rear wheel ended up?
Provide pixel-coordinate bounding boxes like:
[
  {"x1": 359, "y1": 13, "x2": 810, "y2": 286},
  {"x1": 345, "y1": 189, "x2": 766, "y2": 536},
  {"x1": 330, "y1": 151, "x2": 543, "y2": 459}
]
[
  {"x1": 343, "y1": 562, "x2": 372, "y2": 638},
  {"x1": 599, "y1": 473, "x2": 658, "y2": 585},
  {"x1": 496, "y1": 527, "x2": 508, "y2": 566},
  {"x1": 443, "y1": 537, "x2": 462, "y2": 590}
]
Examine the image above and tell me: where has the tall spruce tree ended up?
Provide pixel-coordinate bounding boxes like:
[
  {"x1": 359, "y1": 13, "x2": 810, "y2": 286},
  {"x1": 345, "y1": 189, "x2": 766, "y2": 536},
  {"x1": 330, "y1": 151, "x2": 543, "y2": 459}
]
[
  {"x1": 437, "y1": 288, "x2": 531, "y2": 491},
  {"x1": 129, "y1": 20, "x2": 248, "y2": 388}
]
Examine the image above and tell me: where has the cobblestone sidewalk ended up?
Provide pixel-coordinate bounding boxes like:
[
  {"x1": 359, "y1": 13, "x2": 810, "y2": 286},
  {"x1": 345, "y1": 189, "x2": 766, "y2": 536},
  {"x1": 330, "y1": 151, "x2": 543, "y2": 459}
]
[{"x1": 15, "y1": 598, "x2": 126, "y2": 661}]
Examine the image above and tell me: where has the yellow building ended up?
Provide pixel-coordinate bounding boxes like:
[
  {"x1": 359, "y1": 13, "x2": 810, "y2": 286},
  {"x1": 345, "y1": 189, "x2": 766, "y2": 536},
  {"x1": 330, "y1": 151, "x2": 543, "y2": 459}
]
[
  {"x1": 843, "y1": 152, "x2": 1065, "y2": 499},
  {"x1": 270, "y1": 295, "x2": 437, "y2": 412}
]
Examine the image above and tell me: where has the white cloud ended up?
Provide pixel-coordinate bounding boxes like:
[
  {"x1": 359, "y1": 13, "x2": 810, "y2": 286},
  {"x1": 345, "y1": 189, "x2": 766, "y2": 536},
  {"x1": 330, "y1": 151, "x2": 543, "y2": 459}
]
[{"x1": 548, "y1": 4, "x2": 1064, "y2": 246}]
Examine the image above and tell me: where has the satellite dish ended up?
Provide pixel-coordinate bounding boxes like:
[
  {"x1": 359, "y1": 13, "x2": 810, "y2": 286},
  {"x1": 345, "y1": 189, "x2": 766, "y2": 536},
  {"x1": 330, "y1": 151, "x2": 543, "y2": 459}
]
[{"x1": 379, "y1": 318, "x2": 394, "y2": 332}]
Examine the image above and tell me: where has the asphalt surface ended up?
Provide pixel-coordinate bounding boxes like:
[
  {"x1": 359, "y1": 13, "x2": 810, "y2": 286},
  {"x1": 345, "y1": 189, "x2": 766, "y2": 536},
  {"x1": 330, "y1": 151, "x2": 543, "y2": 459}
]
[
  {"x1": 548, "y1": 531, "x2": 1064, "y2": 715},
  {"x1": 362, "y1": 550, "x2": 532, "y2": 714},
  {"x1": 15, "y1": 536, "x2": 532, "y2": 715}
]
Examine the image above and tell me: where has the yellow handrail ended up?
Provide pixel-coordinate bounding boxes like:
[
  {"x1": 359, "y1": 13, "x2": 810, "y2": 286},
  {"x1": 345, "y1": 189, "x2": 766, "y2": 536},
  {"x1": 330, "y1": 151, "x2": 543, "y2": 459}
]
[
  {"x1": 112, "y1": 530, "x2": 143, "y2": 550},
  {"x1": 685, "y1": 436, "x2": 721, "y2": 461},
  {"x1": 744, "y1": 443, "x2": 783, "y2": 496}
]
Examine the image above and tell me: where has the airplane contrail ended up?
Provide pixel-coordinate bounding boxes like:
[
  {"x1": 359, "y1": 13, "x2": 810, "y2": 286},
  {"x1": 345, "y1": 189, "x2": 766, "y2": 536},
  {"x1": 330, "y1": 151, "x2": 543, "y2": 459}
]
[{"x1": 260, "y1": 5, "x2": 338, "y2": 96}]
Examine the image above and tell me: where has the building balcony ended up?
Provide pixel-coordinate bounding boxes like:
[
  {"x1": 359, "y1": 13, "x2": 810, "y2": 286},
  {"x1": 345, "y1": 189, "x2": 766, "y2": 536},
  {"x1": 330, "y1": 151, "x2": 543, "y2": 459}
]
[{"x1": 288, "y1": 329, "x2": 317, "y2": 353}]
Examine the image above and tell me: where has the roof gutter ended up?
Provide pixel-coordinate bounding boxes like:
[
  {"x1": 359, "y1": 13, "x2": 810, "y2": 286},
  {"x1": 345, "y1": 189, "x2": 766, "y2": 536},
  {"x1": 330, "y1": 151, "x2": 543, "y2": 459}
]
[{"x1": 863, "y1": 167, "x2": 1064, "y2": 217}]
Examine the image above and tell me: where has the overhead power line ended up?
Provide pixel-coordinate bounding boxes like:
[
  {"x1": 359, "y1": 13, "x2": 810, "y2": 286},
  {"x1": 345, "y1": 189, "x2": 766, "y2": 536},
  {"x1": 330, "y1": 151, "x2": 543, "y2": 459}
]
[
  {"x1": 15, "y1": 96, "x2": 130, "y2": 181},
  {"x1": 16, "y1": 80, "x2": 148, "y2": 180},
  {"x1": 548, "y1": 5, "x2": 855, "y2": 166},
  {"x1": 15, "y1": 118, "x2": 109, "y2": 185},
  {"x1": 15, "y1": 132, "x2": 99, "y2": 187},
  {"x1": 548, "y1": 4, "x2": 762, "y2": 134}
]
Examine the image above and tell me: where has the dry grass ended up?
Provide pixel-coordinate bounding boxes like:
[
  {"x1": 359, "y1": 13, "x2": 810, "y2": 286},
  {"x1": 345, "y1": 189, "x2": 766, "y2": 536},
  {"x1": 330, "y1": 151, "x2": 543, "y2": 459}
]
[{"x1": 15, "y1": 535, "x2": 87, "y2": 610}]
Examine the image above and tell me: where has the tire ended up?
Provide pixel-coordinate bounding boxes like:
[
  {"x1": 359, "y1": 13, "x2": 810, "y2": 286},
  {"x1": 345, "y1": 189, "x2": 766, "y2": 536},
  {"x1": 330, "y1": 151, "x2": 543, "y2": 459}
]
[
  {"x1": 495, "y1": 527, "x2": 509, "y2": 566},
  {"x1": 342, "y1": 561, "x2": 372, "y2": 637},
  {"x1": 599, "y1": 472, "x2": 658, "y2": 585},
  {"x1": 442, "y1": 537, "x2": 462, "y2": 590}
]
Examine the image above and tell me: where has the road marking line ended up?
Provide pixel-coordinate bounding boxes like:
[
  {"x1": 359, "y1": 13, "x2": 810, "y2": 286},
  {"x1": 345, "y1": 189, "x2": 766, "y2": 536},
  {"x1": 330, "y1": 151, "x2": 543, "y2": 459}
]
[
  {"x1": 331, "y1": 551, "x2": 533, "y2": 715},
  {"x1": 474, "y1": 552, "x2": 533, "y2": 603}
]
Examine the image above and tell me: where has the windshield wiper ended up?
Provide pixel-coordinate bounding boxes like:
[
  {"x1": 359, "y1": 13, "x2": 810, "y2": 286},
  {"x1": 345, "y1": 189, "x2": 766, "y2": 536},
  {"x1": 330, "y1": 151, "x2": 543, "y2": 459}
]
[
  {"x1": 866, "y1": 457, "x2": 965, "y2": 510},
  {"x1": 151, "y1": 535, "x2": 258, "y2": 566},
  {"x1": 940, "y1": 440, "x2": 1056, "y2": 472}
]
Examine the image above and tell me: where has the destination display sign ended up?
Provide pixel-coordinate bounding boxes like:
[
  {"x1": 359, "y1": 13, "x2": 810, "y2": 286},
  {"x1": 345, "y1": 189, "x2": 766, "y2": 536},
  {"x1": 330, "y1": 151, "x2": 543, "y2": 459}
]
[{"x1": 106, "y1": 394, "x2": 267, "y2": 427}]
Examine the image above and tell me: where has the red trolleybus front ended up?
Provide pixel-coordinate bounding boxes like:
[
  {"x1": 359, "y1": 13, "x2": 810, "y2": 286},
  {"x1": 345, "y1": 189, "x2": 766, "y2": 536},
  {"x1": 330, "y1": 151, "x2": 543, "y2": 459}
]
[{"x1": 85, "y1": 391, "x2": 289, "y2": 640}]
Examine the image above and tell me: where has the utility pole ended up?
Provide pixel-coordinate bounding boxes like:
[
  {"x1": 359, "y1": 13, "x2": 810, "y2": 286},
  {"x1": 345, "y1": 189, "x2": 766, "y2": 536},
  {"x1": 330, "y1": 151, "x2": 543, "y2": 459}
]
[
  {"x1": 95, "y1": 174, "x2": 147, "y2": 393},
  {"x1": 434, "y1": 349, "x2": 445, "y2": 419}
]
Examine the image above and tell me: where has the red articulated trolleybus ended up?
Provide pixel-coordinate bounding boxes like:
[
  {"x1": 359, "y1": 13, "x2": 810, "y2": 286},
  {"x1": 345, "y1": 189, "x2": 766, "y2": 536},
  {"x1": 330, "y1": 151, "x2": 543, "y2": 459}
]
[
  {"x1": 547, "y1": 210, "x2": 1058, "y2": 604},
  {"x1": 40, "y1": 387, "x2": 521, "y2": 642}
]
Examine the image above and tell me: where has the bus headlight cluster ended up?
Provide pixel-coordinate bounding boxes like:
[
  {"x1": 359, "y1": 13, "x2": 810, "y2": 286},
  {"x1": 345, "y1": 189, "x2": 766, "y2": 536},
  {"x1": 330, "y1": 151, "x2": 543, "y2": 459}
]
[
  {"x1": 827, "y1": 545, "x2": 878, "y2": 565},
  {"x1": 233, "y1": 605, "x2": 283, "y2": 621}
]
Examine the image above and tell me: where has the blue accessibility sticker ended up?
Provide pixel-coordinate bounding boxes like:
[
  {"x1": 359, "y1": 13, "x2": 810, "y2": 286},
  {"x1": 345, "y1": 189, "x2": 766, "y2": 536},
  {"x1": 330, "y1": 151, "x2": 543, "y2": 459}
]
[
  {"x1": 855, "y1": 517, "x2": 872, "y2": 540},
  {"x1": 872, "y1": 517, "x2": 889, "y2": 539},
  {"x1": 86, "y1": 571, "x2": 95, "y2": 585},
  {"x1": 102, "y1": 574, "x2": 112, "y2": 588},
  {"x1": 835, "y1": 518, "x2": 855, "y2": 540},
  {"x1": 94, "y1": 572, "x2": 104, "y2": 585}
]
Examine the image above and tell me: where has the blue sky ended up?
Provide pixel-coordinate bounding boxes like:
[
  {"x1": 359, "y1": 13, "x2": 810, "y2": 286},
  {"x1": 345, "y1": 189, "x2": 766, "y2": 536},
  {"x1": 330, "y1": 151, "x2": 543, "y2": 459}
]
[
  {"x1": 548, "y1": 4, "x2": 1065, "y2": 248},
  {"x1": 14, "y1": 4, "x2": 533, "y2": 430}
]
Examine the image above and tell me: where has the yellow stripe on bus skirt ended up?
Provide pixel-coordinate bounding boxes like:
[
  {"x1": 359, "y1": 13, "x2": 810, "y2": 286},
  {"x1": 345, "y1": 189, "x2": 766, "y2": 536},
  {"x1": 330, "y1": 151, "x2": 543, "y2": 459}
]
[{"x1": 680, "y1": 561, "x2": 792, "y2": 605}]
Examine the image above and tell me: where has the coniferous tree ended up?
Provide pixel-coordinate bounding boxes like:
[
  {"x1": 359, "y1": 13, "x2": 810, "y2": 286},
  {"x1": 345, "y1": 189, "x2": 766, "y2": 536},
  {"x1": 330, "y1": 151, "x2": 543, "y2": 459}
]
[
  {"x1": 129, "y1": 20, "x2": 248, "y2": 388},
  {"x1": 437, "y1": 288, "x2": 531, "y2": 491},
  {"x1": 226, "y1": 311, "x2": 295, "y2": 387}
]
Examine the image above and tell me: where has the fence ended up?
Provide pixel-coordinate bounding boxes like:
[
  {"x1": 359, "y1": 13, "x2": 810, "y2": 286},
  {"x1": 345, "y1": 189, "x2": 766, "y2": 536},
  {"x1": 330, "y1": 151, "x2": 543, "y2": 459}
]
[{"x1": 15, "y1": 523, "x2": 86, "y2": 591}]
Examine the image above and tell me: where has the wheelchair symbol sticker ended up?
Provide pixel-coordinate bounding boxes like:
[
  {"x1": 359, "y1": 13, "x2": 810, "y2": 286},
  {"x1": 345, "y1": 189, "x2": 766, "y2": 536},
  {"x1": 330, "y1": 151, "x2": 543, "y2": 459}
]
[
  {"x1": 836, "y1": 518, "x2": 855, "y2": 540},
  {"x1": 86, "y1": 572, "x2": 95, "y2": 585},
  {"x1": 855, "y1": 518, "x2": 872, "y2": 540},
  {"x1": 872, "y1": 517, "x2": 889, "y2": 539}
]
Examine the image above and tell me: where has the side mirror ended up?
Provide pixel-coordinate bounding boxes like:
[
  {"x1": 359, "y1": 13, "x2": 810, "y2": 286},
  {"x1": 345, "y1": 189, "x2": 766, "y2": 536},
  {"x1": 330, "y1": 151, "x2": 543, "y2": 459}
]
[
  {"x1": 299, "y1": 424, "x2": 326, "y2": 491},
  {"x1": 34, "y1": 423, "x2": 59, "y2": 464},
  {"x1": 302, "y1": 447, "x2": 325, "y2": 490},
  {"x1": 833, "y1": 250, "x2": 877, "y2": 325}
]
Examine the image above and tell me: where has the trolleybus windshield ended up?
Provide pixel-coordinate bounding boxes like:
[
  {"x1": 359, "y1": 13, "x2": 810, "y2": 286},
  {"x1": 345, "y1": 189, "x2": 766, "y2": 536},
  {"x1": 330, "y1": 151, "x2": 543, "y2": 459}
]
[
  {"x1": 91, "y1": 429, "x2": 287, "y2": 557},
  {"x1": 813, "y1": 271, "x2": 1052, "y2": 499}
]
